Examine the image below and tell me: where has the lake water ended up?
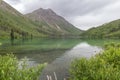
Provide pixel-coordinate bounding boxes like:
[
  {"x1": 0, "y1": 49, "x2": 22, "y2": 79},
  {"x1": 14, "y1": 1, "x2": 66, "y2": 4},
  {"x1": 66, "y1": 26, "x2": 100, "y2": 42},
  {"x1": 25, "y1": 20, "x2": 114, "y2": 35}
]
[{"x1": 0, "y1": 39, "x2": 119, "y2": 80}]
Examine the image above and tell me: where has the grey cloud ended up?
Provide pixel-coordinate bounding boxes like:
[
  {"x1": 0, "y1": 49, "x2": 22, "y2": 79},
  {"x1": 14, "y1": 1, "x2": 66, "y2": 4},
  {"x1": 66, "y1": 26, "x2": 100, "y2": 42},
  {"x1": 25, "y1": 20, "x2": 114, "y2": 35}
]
[
  {"x1": 7, "y1": 0, "x2": 117, "y2": 16},
  {"x1": 4, "y1": 0, "x2": 21, "y2": 5},
  {"x1": 48, "y1": 0, "x2": 117, "y2": 17},
  {"x1": 3, "y1": 0, "x2": 120, "y2": 30},
  {"x1": 4, "y1": 0, "x2": 119, "y2": 16}
]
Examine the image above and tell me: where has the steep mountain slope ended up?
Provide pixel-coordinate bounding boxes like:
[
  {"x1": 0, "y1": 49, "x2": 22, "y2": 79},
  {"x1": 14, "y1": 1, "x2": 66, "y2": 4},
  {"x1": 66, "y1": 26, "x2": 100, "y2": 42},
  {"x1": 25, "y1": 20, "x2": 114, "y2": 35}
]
[
  {"x1": 0, "y1": 1, "x2": 48, "y2": 39},
  {"x1": 82, "y1": 19, "x2": 120, "y2": 38},
  {"x1": 0, "y1": 1, "x2": 81, "y2": 39},
  {"x1": 26, "y1": 8, "x2": 82, "y2": 37}
]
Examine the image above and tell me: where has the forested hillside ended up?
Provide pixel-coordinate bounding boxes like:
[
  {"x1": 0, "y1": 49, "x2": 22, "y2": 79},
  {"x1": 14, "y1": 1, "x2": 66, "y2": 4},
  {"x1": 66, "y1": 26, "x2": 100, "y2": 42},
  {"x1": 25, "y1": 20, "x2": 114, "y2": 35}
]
[
  {"x1": 82, "y1": 19, "x2": 120, "y2": 38},
  {"x1": 0, "y1": 1, "x2": 82, "y2": 39},
  {"x1": 0, "y1": 1, "x2": 47, "y2": 39}
]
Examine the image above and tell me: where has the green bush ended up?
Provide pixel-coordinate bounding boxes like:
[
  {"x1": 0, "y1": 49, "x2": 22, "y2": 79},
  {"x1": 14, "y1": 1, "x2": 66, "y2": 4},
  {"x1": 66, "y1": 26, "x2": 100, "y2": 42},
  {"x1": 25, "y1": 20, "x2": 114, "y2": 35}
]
[
  {"x1": 70, "y1": 43, "x2": 120, "y2": 80},
  {"x1": 0, "y1": 54, "x2": 46, "y2": 80}
]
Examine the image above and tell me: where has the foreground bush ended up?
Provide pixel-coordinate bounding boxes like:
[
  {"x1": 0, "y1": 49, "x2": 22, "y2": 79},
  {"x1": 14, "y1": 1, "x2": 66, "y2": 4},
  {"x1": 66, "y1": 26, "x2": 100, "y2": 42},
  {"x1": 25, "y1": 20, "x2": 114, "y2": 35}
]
[
  {"x1": 0, "y1": 54, "x2": 46, "y2": 80},
  {"x1": 70, "y1": 43, "x2": 120, "y2": 80}
]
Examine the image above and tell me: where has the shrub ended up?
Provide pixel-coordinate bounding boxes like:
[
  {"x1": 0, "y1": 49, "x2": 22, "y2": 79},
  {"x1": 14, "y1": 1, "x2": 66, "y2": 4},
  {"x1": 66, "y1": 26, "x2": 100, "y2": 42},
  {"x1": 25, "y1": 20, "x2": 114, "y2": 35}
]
[
  {"x1": 0, "y1": 54, "x2": 46, "y2": 80},
  {"x1": 70, "y1": 43, "x2": 120, "y2": 80},
  {"x1": 0, "y1": 42, "x2": 2, "y2": 45}
]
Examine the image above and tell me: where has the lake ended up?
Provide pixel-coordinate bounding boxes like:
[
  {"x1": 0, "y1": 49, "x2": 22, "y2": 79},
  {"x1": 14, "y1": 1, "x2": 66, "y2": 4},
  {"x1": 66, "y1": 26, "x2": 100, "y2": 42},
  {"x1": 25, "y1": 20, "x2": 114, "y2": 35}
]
[{"x1": 0, "y1": 39, "x2": 119, "y2": 80}]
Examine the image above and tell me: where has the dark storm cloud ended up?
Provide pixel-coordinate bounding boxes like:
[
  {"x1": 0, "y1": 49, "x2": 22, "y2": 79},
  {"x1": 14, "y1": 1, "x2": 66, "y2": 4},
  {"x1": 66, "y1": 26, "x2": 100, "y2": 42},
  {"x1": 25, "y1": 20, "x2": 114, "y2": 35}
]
[{"x1": 3, "y1": 0, "x2": 120, "y2": 30}]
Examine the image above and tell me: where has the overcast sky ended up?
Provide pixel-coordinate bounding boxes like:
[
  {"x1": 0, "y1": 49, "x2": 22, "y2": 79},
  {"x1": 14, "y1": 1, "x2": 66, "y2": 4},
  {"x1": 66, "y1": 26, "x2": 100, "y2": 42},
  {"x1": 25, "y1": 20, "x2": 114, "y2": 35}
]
[{"x1": 4, "y1": 0, "x2": 120, "y2": 30}]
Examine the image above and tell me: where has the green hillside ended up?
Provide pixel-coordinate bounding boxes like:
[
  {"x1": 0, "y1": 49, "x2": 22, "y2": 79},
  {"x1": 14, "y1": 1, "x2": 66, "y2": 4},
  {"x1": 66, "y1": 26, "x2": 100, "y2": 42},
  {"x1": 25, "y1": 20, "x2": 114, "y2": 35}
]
[
  {"x1": 0, "y1": 1, "x2": 47, "y2": 39},
  {"x1": 0, "y1": 9, "x2": 47, "y2": 39},
  {"x1": 0, "y1": 1, "x2": 82, "y2": 39},
  {"x1": 82, "y1": 19, "x2": 120, "y2": 38}
]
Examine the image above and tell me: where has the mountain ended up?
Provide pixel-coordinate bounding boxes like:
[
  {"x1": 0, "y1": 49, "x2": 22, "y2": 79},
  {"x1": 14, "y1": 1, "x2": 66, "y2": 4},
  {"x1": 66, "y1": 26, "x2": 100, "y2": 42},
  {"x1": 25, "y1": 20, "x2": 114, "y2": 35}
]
[
  {"x1": 82, "y1": 19, "x2": 120, "y2": 38},
  {"x1": 26, "y1": 8, "x2": 82, "y2": 37},
  {"x1": 0, "y1": 1, "x2": 81, "y2": 39},
  {"x1": 0, "y1": 1, "x2": 47, "y2": 39}
]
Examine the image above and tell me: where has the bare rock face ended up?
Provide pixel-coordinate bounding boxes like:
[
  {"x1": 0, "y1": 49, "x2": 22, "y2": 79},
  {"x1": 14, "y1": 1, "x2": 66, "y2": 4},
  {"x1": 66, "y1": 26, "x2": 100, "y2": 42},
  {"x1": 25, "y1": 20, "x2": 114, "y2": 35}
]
[{"x1": 26, "y1": 8, "x2": 82, "y2": 36}]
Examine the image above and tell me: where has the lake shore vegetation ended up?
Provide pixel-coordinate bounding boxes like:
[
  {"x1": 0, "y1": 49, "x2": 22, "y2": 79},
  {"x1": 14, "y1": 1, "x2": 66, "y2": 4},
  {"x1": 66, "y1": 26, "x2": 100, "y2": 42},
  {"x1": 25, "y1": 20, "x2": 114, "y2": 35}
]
[
  {"x1": 70, "y1": 43, "x2": 120, "y2": 80},
  {"x1": 0, "y1": 54, "x2": 46, "y2": 80}
]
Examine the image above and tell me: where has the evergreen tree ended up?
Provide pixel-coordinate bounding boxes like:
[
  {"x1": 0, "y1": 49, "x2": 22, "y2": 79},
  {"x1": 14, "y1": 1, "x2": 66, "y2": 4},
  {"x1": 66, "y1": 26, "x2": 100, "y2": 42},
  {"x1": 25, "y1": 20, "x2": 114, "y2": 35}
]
[{"x1": 10, "y1": 29, "x2": 14, "y2": 40}]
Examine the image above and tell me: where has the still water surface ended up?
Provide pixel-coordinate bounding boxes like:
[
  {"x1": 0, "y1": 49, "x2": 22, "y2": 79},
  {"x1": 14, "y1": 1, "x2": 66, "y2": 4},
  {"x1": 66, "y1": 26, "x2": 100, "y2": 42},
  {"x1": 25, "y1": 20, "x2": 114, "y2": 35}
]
[{"x1": 0, "y1": 39, "x2": 119, "y2": 80}]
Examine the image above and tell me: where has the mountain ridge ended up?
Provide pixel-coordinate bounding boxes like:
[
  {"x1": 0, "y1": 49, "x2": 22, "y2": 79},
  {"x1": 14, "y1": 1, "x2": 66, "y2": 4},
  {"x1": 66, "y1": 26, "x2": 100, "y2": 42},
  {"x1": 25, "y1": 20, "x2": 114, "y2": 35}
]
[
  {"x1": 26, "y1": 8, "x2": 82, "y2": 37},
  {"x1": 0, "y1": 1, "x2": 22, "y2": 16},
  {"x1": 0, "y1": 0, "x2": 47, "y2": 39},
  {"x1": 0, "y1": 1, "x2": 82, "y2": 39},
  {"x1": 82, "y1": 19, "x2": 120, "y2": 38}
]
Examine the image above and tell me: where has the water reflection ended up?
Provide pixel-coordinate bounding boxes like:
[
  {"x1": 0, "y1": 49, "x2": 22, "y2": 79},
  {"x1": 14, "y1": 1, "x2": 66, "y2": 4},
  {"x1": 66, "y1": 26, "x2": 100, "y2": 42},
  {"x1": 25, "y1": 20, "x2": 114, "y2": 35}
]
[
  {"x1": 10, "y1": 39, "x2": 14, "y2": 45},
  {"x1": 15, "y1": 50, "x2": 67, "y2": 64},
  {"x1": 0, "y1": 39, "x2": 109, "y2": 80},
  {"x1": 40, "y1": 42, "x2": 102, "y2": 80}
]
